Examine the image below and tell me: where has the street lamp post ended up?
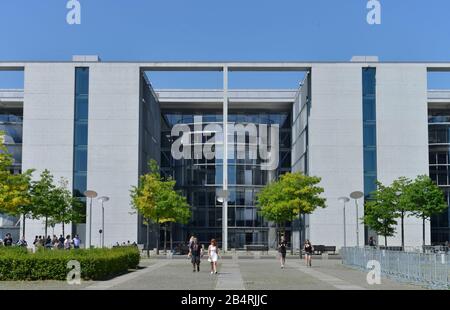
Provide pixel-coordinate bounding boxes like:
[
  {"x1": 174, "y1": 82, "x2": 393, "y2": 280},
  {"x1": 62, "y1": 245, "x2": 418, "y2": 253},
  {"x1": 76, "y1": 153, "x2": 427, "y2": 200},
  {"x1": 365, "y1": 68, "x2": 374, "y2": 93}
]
[
  {"x1": 338, "y1": 197, "x2": 350, "y2": 248},
  {"x1": 84, "y1": 190, "x2": 98, "y2": 249},
  {"x1": 350, "y1": 191, "x2": 364, "y2": 247},
  {"x1": 98, "y1": 196, "x2": 110, "y2": 248},
  {"x1": 217, "y1": 189, "x2": 228, "y2": 253}
]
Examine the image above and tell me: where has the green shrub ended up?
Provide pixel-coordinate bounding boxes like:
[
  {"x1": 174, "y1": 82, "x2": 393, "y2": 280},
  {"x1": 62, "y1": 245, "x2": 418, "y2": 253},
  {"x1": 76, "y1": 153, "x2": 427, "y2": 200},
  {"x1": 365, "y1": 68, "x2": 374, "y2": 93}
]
[{"x1": 0, "y1": 246, "x2": 140, "y2": 281}]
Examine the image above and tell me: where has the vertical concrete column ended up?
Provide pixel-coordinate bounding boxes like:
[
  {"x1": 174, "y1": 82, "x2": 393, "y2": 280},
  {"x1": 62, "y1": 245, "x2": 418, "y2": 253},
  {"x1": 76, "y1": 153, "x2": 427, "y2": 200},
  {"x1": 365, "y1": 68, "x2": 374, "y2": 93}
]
[{"x1": 222, "y1": 66, "x2": 229, "y2": 252}]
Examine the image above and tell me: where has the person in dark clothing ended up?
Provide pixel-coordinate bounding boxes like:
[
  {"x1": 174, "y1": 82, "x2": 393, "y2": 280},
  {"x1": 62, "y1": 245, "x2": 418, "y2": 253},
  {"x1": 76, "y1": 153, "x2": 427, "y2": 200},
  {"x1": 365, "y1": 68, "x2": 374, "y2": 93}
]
[
  {"x1": 368, "y1": 236, "x2": 376, "y2": 247},
  {"x1": 188, "y1": 238, "x2": 203, "y2": 272},
  {"x1": 3, "y1": 233, "x2": 13, "y2": 247},
  {"x1": 45, "y1": 236, "x2": 52, "y2": 249},
  {"x1": 278, "y1": 237, "x2": 287, "y2": 269},
  {"x1": 304, "y1": 239, "x2": 314, "y2": 267},
  {"x1": 17, "y1": 236, "x2": 27, "y2": 247}
]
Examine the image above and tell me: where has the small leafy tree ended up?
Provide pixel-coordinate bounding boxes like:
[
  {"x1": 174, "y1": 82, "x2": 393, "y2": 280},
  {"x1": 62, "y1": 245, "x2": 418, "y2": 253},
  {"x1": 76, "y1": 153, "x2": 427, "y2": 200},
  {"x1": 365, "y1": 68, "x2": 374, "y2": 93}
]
[
  {"x1": 404, "y1": 175, "x2": 447, "y2": 247},
  {"x1": 390, "y1": 177, "x2": 413, "y2": 249},
  {"x1": 257, "y1": 172, "x2": 326, "y2": 253},
  {"x1": 130, "y1": 159, "x2": 192, "y2": 256},
  {"x1": 30, "y1": 169, "x2": 59, "y2": 237},
  {"x1": 161, "y1": 189, "x2": 191, "y2": 253},
  {"x1": 364, "y1": 182, "x2": 398, "y2": 246},
  {"x1": 48, "y1": 178, "x2": 84, "y2": 236},
  {"x1": 0, "y1": 132, "x2": 34, "y2": 237}
]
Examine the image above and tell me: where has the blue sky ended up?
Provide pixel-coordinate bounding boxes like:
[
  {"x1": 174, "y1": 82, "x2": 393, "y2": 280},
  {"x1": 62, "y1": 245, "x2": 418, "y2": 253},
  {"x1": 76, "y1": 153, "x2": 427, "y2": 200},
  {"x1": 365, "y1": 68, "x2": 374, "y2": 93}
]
[{"x1": 1, "y1": 0, "x2": 450, "y2": 88}]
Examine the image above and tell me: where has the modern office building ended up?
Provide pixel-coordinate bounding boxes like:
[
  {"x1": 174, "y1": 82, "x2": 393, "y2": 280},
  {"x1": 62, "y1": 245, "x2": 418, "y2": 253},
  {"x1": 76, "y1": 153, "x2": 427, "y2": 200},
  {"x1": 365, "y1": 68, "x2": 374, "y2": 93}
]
[{"x1": 0, "y1": 56, "x2": 449, "y2": 249}]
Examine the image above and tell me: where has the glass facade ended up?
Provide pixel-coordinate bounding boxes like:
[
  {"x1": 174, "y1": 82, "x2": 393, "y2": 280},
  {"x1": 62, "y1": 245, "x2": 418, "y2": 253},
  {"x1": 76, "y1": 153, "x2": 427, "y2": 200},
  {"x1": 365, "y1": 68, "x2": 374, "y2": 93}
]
[
  {"x1": 362, "y1": 67, "x2": 377, "y2": 244},
  {"x1": 0, "y1": 107, "x2": 23, "y2": 236},
  {"x1": 160, "y1": 110, "x2": 291, "y2": 248},
  {"x1": 73, "y1": 68, "x2": 89, "y2": 222},
  {"x1": 429, "y1": 109, "x2": 450, "y2": 244},
  {"x1": 0, "y1": 107, "x2": 22, "y2": 173}
]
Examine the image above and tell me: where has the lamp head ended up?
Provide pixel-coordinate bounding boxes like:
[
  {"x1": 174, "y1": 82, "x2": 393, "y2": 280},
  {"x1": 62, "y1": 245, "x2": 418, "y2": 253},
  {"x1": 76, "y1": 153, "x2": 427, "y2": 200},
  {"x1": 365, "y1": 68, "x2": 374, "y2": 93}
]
[
  {"x1": 350, "y1": 191, "x2": 364, "y2": 199},
  {"x1": 84, "y1": 190, "x2": 98, "y2": 198}
]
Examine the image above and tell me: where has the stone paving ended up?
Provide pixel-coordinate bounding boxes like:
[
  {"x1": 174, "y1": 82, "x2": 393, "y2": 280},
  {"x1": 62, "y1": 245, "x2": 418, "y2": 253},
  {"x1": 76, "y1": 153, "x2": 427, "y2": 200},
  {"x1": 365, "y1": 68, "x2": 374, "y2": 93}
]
[{"x1": 0, "y1": 257, "x2": 427, "y2": 290}]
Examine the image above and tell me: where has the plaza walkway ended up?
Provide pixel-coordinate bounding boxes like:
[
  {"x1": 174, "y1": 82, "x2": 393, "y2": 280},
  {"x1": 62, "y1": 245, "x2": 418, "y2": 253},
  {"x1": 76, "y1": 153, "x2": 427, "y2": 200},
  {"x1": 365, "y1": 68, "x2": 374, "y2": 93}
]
[{"x1": 0, "y1": 256, "x2": 426, "y2": 290}]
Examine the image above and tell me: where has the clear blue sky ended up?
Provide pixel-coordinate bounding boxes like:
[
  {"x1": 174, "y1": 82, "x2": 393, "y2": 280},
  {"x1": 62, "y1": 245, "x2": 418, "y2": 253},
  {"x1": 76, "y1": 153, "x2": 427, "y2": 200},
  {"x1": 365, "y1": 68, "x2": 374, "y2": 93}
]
[{"x1": 1, "y1": 0, "x2": 450, "y2": 88}]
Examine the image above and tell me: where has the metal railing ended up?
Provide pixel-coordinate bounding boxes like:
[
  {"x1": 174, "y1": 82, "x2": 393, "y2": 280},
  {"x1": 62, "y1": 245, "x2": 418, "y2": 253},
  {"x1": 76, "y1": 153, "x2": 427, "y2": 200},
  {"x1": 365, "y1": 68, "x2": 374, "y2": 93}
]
[{"x1": 341, "y1": 247, "x2": 450, "y2": 289}]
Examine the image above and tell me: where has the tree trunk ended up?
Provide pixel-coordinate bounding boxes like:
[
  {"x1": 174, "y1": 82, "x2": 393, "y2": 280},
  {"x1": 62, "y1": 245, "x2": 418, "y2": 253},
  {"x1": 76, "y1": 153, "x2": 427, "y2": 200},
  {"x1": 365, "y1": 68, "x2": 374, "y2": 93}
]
[
  {"x1": 164, "y1": 224, "x2": 167, "y2": 254},
  {"x1": 401, "y1": 212, "x2": 405, "y2": 251},
  {"x1": 275, "y1": 222, "x2": 278, "y2": 249},
  {"x1": 22, "y1": 214, "x2": 26, "y2": 239},
  {"x1": 299, "y1": 213, "x2": 303, "y2": 259},
  {"x1": 146, "y1": 220, "x2": 150, "y2": 258},
  {"x1": 384, "y1": 235, "x2": 387, "y2": 247},
  {"x1": 422, "y1": 217, "x2": 426, "y2": 248},
  {"x1": 170, "y1": 222, "x2": 173, "y2": 253},
  {"x1": 290, "y1": 218, "x2": 294, "y2": 255},
  {"x1": 156, "y1": 222, "x2": 160, "y2": 255},
  {"x1": 44, "y1": 216, "x2": 48, "y2": 237},
  {"x1": 62, "y1": 222, "x2": 65, "y2": 237}
]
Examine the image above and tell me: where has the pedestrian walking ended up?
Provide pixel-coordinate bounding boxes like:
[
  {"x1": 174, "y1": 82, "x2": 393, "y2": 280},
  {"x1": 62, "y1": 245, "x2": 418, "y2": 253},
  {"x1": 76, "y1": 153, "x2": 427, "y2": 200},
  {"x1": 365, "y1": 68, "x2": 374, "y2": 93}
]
[
  {"x1": 304, "y1": 239, "x2": 314, "y2": 267},
  {"x1": 278, "y1": 236, "x2": 287, "y2": 269},
  {"x1": 188, "y1": 235, "x2": 195, "y2": 247},
  {"x1": 188, "y1": 237, "x2": 203, "y2": 272},
  {"x1": 208, "y1": 239, "x2": 219, "y2": 274},
  {"x1": 368, "y1": 236, "x2": 376, "y2": 247}
]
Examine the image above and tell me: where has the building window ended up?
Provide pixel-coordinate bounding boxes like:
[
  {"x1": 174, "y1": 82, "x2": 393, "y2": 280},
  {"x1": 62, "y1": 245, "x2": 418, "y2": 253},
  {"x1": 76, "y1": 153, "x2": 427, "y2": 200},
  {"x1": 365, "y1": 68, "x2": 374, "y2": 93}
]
[
  {"x1": 73, "y1": 67, "x2": 89, "y2": 221},
  {"x1": 362, "y1": 68, "x2": 377, "y2": 197}
]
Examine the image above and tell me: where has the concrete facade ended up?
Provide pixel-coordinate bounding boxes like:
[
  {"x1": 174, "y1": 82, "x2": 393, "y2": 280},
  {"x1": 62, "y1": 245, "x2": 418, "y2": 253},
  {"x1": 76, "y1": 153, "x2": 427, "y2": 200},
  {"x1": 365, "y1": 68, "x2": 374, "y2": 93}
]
[
  {"x1": 308, "y1": 64, "x2": 365, "y2": 248},
  {"x1": 0, "y1": 59, "x2": 448, "y2": 249}
]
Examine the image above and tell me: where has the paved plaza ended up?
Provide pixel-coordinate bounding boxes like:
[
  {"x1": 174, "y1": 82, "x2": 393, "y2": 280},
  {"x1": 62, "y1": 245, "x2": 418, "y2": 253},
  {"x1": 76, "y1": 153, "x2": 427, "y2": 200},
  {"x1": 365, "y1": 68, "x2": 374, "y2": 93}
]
[{"x1": 0, "y1": 256, "x2": 426, "y2": 290}]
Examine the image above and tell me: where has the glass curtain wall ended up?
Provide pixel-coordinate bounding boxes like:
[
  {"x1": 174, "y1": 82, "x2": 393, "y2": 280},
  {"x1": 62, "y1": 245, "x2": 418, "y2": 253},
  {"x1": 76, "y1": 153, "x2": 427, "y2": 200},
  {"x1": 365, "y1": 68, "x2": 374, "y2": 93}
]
[
  {"x1": 428, "y1": 109, "x2": 450, "y2": 244},
  {"x1": 160, "y1": 110, "x2": 291, "y2": 249},
  {"x1": 0, "y1": 107, "x2": 23, "y2": 240}
]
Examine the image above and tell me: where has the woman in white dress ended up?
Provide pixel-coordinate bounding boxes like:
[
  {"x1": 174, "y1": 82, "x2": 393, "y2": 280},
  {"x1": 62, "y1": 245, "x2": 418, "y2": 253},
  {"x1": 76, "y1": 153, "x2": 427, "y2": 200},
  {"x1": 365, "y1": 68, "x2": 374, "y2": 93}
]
[{"x1": 208, "y1": 239, "x2": 219, "y2": 274}]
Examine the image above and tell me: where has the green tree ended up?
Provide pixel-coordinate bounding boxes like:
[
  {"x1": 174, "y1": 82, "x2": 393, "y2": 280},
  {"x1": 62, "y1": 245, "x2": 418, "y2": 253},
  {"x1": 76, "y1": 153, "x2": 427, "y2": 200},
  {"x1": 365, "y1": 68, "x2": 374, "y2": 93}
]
[
  {"x1": 0, "y1": 132, "x2": 34, "y2": 237},
  {"x1": 130, "y1": 160, "x2": 192, "y2": 256},
  {"x1": 30, "y1": 169, "x2": 59, "y2": 237},
  {"x1": 48, "y1": 178, "x2": 84, "y2": 236},
  {"x1": 390, "y1": 177, "x2": 413, "y2": 250},
  {"x1": 160, "y1": 188, "x2": 191, "y2": 253},
  {"x1": 404, "y1": 175, "x2": 447, "y2": 247},
  {"x1": 364, "y1": 182, "x2": 398, "y2": 246},
  {"x1": 257, "y1": 172, "x2": 326, "y2": 253}
]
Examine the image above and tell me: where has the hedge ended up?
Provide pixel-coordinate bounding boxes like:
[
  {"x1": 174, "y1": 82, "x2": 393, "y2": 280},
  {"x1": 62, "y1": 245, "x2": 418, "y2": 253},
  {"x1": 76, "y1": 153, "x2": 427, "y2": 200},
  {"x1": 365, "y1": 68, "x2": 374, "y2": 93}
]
[{"x1": 0, "y1": 246, "x2": 140, "y2": 281}]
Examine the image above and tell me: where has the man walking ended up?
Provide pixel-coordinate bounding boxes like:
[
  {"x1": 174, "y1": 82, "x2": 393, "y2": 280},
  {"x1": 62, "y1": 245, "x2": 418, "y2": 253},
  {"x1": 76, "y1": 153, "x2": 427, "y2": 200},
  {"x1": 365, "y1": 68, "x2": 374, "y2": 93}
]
[{"x1": 188, "y1": 237, "x2": 203, "y2": 272}]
